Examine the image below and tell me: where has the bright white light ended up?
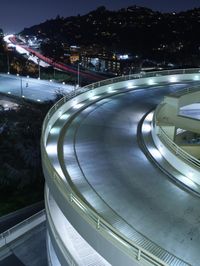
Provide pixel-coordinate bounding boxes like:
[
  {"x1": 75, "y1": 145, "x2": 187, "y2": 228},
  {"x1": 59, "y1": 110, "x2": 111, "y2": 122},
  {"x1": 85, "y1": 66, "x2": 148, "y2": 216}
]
[
  {"x1": 90, "y1": 95, "x2": 100, "y2": 100},
  {"x1": 27, "y1": 75, "x2": 29, "y2": 78},
  {"x1": 16, "y1": 45, "x2": 28, "y2": 55},
  {"x1": 146, "y1": 112, "x2": 154, "y2": 122},
  {"x1": 193, "y1": 75, "x2": 199, "y2": 81},
  {"x1": 50, "y1": 127, "x2": 60, "y2": 135},
  {"x1": 179, "y1": 175, "x2": 197, "y2": 189},
  {"x1": 37, "y1": 99, "x2": 41, "y2": 102},
  {"x1": 147, "y1": 79, "x2": 155, "y2": 86},
  {"x1": 62, "y1": 82, "x2": 65, "y2": 85},
  {"x1": 16, "y1": 73, "x2": 19, "y2": 76},
  {"x1": 7, "y1": 72, "x2": 10, "y2": 75},
  {"x1": 119, "y1": 54, "x2": 129, "y2": 60},
  {"x1": 60, "y1": 114, "x2": 70, "y2": 120},
  {"x1": 142, "y1": 123, "x2": 151, "y2": 133},
  {"x1": 38, "y1": 77, "x2": 40, "y2": 80},
  {"x1": 169, "y1": 76, "x2": 177, "y2": 83},
  {"x1": 46, "y1": 144, "x2": 57, "y2": 155},
  {"x1": 50, "y1": 80, "x2": 52, "y2": 82},
  {"x1": 108, "y1": 90, "x2": 116, "y2": 94},
  {"x1": 22, "y1": 95, "x2": 25, "y2": 98},
  {"x1": 8, "y1": 91, "x2": 11, "y2": 94},
  {"x1": 3, "y1": 35, "x2": 14, "y2": 44},
  {"x1": 73, "y1": 103, "x2": 84, "y2": 109},
  {"x1": 149, "y1": 147, "x2": 162, "y2": 160},
  {"x1": 188, "y1": 172, "x2": 194, "y2": 179},
  {"x1": 7, "y1": 43, "x2": 16, "y2": 48},
  {"x1": 127, "y1": 82, "x2": 137, "y2": 89}
]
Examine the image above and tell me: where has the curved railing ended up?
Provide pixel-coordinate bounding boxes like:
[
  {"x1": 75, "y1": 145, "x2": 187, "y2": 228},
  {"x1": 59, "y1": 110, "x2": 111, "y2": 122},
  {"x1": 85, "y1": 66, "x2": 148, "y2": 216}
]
[
  {"x1": 153, "y1": 85, "x2": 200, "y2": 170},
  {"x1": 0, "y1": 209, "x2": 45, "y2": 249},
  {"x1": 43, "y1": 151, "x2": 178, "y2": 266},
  {"x1": 44, "y1": 68, "x2": 200, "y2": 124},
  {"x1": 41, "y1": 69, "x2": 198, "y2": 266},
  {"x1": 156, "y1": 125, "x2": 200, "y2": 168}
]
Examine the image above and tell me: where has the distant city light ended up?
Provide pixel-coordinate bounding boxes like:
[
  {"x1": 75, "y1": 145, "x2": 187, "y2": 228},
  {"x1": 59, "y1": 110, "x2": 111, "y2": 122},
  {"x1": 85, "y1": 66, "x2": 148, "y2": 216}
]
[{"x1": 119, "y1": 54, "x2": 129, "y2": 60}]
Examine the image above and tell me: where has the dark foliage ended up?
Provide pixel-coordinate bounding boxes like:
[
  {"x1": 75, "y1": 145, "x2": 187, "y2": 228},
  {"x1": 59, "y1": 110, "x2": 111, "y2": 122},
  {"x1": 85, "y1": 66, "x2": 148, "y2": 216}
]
[
  {"x1": 0, "y1": 101, "x2": 53, "y2": 214},
  {"x1": 21, "y1": 6, "x2": 200, "y2": 65}
]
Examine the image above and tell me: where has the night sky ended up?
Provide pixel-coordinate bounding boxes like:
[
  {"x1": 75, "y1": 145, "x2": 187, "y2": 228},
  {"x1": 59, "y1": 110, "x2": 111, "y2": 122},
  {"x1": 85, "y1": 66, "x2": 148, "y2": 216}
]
[{"x1": 2, "y1": 0, "x2": 200, "y2": 33}]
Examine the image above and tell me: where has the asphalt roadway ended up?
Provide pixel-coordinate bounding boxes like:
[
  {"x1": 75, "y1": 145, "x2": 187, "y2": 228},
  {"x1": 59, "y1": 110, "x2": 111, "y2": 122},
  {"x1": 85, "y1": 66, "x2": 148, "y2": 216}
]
[
  {"x1": 0, "y1": 74, "x2": 74, "y2": 102},
  {"x1": 62, "y1": 82, "x2": 200, "y2": 265}
]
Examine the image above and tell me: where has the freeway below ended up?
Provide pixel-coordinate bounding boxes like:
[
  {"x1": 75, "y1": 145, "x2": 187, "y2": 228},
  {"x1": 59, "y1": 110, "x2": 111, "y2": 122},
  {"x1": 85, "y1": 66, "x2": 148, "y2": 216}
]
[
  {"x1": 62, "y1": 82, "x2": 200, "y2": 265},
  {"x1": 6, "y1": 35, "x2": 105, "y2": 82},
  {"x1": 0, "y1": 74, "x2": 74, "y2": 102}
]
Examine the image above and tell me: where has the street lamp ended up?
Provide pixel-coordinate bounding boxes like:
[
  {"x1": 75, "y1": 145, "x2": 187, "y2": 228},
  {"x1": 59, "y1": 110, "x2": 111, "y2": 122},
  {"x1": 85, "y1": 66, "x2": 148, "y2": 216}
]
[
  {"x1": 37, "y1": 58, "x2": 41, "y2": 79},
  {"x1": 20, "y1": 76, "x2": 23, "y2": 97},
  {"x1": 7, "y1": 53, "x2": 10, "y2": 74},
  {"x1": 77, "y1": 61, "x2": 80, "y2": 88},
  {"x1": 53, "y1": 67, "x2": 56, "y2": 80}
]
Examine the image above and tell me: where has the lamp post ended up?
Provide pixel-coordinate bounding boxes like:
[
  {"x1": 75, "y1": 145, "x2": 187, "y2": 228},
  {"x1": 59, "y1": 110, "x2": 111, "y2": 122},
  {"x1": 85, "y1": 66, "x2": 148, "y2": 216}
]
[
  {"x1": 77, "y1": 61, "x2": 80, "y2": 88},
  {"x1": 37, "y1": 58, "x2": 41, "y2": 79},
  {"x1": 53, "y1": 67, "x2": 56, "y2": 80},
  {"x1": 7, "y1": 53, "x2": 10, "y2": 74},
  {"x1": 20, "y1": 76, "x2": 23, "y2": 97}
]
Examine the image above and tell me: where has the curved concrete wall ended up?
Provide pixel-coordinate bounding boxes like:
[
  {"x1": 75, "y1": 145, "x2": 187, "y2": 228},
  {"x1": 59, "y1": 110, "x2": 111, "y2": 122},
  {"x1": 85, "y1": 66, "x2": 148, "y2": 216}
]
[{"x1": 41, "y1": 69, "x2": 200, "y2": 266}]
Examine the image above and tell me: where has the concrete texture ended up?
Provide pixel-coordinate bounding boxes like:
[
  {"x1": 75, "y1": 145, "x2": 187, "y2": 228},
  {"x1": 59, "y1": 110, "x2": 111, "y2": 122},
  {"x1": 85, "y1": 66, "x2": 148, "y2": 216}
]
[
  {"x1": 62, "y1": 82, "x2": 200, "y2": 265},
  {"x1": 0, "y1": 223, "x2": 47, "y2": 266}
]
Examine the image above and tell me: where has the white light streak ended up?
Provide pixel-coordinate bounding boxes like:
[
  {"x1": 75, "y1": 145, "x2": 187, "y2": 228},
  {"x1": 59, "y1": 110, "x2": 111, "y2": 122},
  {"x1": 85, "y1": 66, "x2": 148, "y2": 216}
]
[{"x1": 46, "y1": 144, "x2": 57, "y2": 155}]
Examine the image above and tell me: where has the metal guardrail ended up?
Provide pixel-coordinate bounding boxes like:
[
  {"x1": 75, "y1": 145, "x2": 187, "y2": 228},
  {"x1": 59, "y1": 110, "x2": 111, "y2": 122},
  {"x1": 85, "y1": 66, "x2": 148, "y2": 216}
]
[
  {"x1": 44, "y1": 68, "x2": 200, "y2": 126},
  {"x1": 41, "y1": 69, "x2": 197, "y2": 266},
  {"x1": 153, "y1": 84, "x2": 200, "y2": 170},
  {"x1": 43, "y1": 150, "x2": 170, "y2": 266},
  {"x1": 157, "y1": 127, "x2": 200, "y2": 168},
  {"x1": 0, "y1": 209, "x2": 45, "y2": 247},
  {"x1": 169, "y1": 84, "x2": 200, "y2": 97}
]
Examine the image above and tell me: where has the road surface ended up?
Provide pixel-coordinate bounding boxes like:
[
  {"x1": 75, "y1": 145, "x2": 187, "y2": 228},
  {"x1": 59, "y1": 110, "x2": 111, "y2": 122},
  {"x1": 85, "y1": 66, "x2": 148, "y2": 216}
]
[{"x1": 62, "y1": 82, "x2": 200, "y2": 265}]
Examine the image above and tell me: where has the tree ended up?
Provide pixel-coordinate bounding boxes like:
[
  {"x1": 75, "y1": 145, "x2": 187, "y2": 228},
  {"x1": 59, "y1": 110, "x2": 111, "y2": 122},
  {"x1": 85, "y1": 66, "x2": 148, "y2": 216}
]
[{"x1": 40, "y1": 40, "x2": 64, "y2": 61}]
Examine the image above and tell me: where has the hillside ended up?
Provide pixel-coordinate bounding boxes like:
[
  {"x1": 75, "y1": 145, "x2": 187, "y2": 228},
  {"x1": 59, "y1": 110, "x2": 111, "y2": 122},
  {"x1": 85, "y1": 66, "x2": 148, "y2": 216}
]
[{"x1": 20, "y1": 6, "x2": 200, "y2": 63}]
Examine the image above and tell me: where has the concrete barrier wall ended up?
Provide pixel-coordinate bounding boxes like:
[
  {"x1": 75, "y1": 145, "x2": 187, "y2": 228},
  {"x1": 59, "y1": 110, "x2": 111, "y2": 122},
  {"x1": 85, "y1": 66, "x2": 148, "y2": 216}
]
[{"x1": 42, "y1": 70, "x2": 200, "y2": 266}]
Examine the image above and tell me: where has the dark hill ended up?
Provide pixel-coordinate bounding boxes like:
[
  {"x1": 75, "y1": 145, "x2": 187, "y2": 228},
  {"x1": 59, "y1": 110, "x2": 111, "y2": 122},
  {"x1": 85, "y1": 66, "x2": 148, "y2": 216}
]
[{"x1": 20, "y1": 6, "x2": 200, "y2": 63}]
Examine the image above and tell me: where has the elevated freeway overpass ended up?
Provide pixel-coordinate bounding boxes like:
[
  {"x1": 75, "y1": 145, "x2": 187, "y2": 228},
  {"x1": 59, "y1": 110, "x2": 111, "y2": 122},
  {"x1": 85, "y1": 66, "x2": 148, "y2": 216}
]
[{"x1": 42, "y1": 69, "x2": 200, "y2": 266}]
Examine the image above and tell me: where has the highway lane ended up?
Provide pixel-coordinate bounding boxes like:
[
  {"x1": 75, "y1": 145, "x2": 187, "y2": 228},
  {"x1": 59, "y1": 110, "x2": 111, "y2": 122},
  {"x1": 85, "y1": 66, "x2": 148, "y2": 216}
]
[
  {"x1": 63, "y1": 83, "x2": 200, "y2": 265},
  {"x1": 7, "y1": 35, "x2": 104, "y2": 82},
  {"x1": 0, "y1": 201, "x2": 44, "y2": 233}
]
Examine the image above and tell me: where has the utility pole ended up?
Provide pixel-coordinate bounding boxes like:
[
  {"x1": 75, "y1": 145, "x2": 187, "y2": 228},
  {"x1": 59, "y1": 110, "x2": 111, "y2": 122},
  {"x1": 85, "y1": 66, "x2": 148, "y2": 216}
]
[
  {"x1": 77, "y1": 61, "x2": 80, "y2": 88},
  {"x1": 37, "y1": 58, "x2": 41, "y2": 79},
  {"x1": 54, "y1": 67, "x2": 56, "y2": 80},
  {"x1": 7, "y1": 53, "x2": 10, "y2": 74},
  {"x1": 20, "y1": 76, "x2": 23, "y2": 97}
]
